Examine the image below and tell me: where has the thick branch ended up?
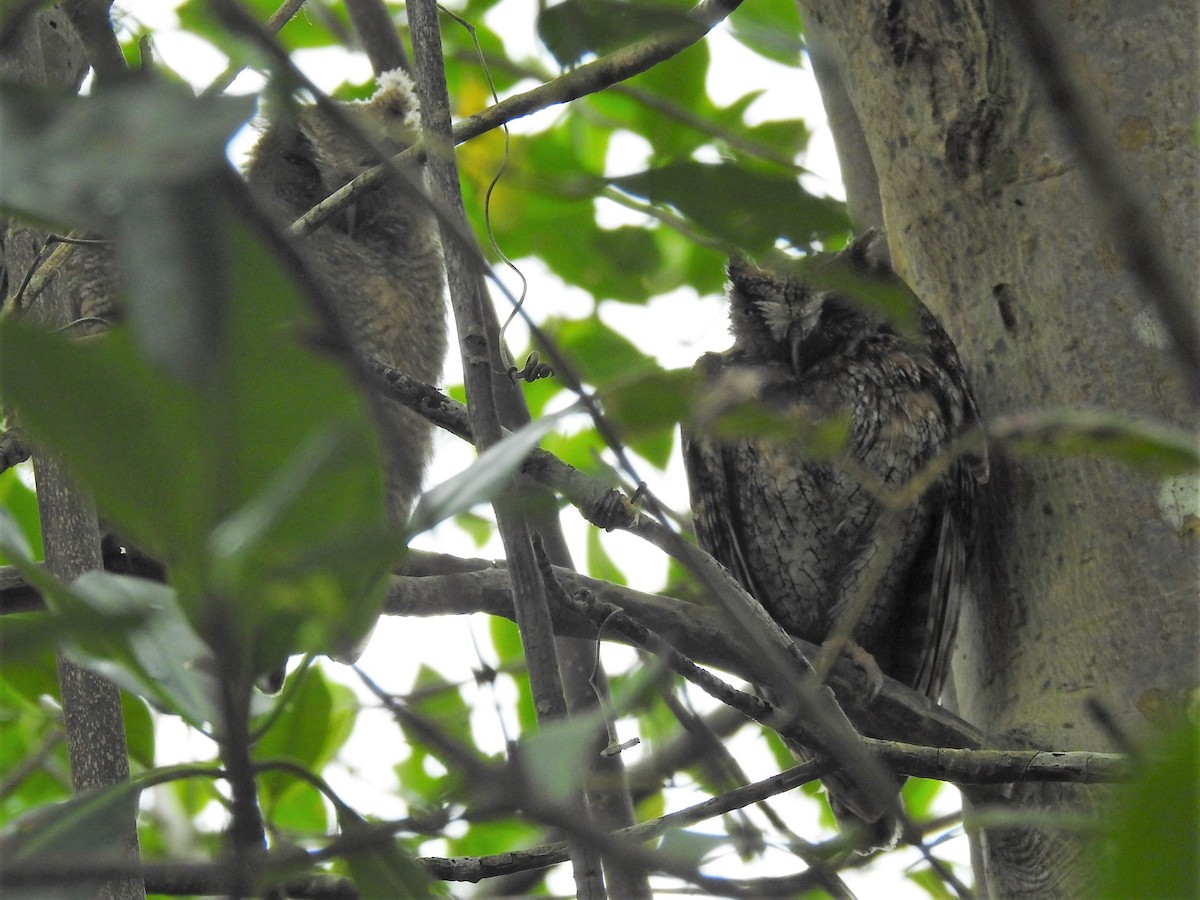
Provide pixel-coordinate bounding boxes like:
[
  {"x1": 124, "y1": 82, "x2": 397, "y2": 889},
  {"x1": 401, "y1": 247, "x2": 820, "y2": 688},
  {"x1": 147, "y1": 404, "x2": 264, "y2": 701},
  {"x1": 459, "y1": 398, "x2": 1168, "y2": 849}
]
[
  {"x1": 406, "y1": 2, "x2": 605, "y2": 894},
  {"x1": 60, "y1": 0, "x2": 125, "y2": 83},
  {"x1": 382, "y1": 556, "x2": 985, "y2": 751},
  {"x1": 344, "y1": 0, "x2": 409, "y2": 75}
]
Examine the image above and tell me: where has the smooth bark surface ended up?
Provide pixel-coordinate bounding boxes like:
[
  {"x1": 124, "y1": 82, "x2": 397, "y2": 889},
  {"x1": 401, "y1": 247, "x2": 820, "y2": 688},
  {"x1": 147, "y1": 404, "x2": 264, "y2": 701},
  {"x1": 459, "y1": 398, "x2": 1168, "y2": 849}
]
[
  {"x1": 799, "y1": 1, "x2": 1198, "y2": 895},
  {"x1": 1, "y1": 9, "x2": 144, "y2": 900}
]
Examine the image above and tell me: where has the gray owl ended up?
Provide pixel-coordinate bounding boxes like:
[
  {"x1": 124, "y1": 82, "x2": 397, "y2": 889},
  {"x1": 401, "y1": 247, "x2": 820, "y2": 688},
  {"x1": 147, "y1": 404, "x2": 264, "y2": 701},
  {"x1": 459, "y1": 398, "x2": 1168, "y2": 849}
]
[
  {"x1": 682, "y1": 230, "x2": 985, "y2": 850},
  {"x1": 78, "y1": 70, "x2": 446, "y2": 526},
  {"x1": 71, "y1": 71, "x2": 447, "y2": 686},
  {"x1": 243, "y1": 69, "x2": 447, "y2": 526}
]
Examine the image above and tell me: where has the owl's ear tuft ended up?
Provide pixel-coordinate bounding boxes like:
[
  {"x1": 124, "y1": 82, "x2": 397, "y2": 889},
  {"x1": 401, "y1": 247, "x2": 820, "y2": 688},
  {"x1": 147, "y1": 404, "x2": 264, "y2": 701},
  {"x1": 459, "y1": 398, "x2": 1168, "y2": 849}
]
[
  {"x1": 726, "y1": 254, "x2": 758, "y2": 281},
  {"x1": 353, "y1": 69, "x2": 423, "y2": 151},
  {"x1": 841, "y1": 227, "x2": 893, "y2": 275}
]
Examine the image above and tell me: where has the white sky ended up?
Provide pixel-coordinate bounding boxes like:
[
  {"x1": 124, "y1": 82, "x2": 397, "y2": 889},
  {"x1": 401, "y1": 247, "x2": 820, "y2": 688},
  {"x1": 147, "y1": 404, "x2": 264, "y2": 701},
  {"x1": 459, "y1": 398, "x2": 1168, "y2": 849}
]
[{"x1": 113, "y1": 2, "x2": 971, "y2": 895}]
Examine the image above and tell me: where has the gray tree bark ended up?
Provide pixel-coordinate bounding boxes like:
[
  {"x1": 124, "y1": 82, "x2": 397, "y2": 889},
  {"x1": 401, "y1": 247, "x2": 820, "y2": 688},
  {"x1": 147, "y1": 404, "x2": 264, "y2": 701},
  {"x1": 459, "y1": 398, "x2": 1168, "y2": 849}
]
[
  {"x1": 1, "y1": 8, "x2": 145, "y2": 900},
  {"x1": 800, "y1": 1, "x2": 1198, "y2": 896}
]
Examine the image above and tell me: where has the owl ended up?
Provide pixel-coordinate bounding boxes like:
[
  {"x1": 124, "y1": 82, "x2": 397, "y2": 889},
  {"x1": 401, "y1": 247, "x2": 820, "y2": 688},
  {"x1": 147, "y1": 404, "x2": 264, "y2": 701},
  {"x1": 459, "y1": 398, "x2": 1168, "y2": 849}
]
[
  {"x1": 682, "y1": 230, "x2": 986, "y2": 849},
  {"x1": 243, "y1": 68, "x2": 447, "y2": 526},
  {"x1": 77, "y1": 71, "x2": 448, "y2": 687}
]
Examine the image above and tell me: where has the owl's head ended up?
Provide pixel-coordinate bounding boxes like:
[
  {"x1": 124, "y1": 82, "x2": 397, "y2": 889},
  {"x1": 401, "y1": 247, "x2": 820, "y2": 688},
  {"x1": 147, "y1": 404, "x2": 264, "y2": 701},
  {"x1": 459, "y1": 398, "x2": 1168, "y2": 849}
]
[
  {"x1": 245, "y1": 69, "x2": 425, "y2": 221},
  {"x1": 726, "y1": 231, "x2": 907, "y2": 376},
  {"x1": 299, "y1": 68, "x2": 423, "y2": 190},
  {"x1": 726, "y1": 255, "x2": 823, "y2": 366}
]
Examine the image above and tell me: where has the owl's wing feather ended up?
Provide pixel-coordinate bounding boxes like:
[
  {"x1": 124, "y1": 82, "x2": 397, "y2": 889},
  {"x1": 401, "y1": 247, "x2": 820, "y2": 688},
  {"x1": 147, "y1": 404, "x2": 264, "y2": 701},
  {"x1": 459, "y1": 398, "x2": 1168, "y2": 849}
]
[
  {"x1": 913, "y1": 503, "x2": 965, "y2": 698},
  {"x1": 681, "y1": 428, "x2": 759, "y2": 598},
  {"x1": 912, "y1": 457, "x2": 979, "y2": 699}
]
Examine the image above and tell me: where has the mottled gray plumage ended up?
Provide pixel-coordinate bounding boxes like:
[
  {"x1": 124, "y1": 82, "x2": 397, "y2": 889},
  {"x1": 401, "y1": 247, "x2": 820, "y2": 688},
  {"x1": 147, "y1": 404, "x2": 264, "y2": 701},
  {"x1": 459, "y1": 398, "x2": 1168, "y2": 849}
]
[
  {"x1": 77, "y1": 71, "x2": 446, "y2": 526},
  {"x1": 71, "y1": 72, "x2": 447, "y2": 684},
  {"x1": 243, "y1": 69, "x2": 447, "y2": 526},
  {"x1": 682, "y1": 230, "x2": 985, "y2": 849}
]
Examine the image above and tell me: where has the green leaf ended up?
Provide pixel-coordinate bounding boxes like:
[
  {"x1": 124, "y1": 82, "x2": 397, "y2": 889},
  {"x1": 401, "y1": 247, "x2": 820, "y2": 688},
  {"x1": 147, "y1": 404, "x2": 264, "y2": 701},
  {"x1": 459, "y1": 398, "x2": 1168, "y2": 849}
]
[
  {"x1": 728, "y1": 0, "x2": 804, "y2": 66},
  {"x1": 537, "y1": 0, "x2": 694, "y2": 67},
  {"x1": 394, "y1": 748, "x2": 444, "y2": 809},
  {"x1": 628, "y1": 42, "x2": 712, "y2": 158},
  {"x1": 488, "y1": 617, "x2": 524, "y2": 669},
  {"x1": 269, "y1": 781, "x2": 329, "y2": 835},
  {"x1": 178, "y1": 0, "x2": 347, "y2": 53},
  {"x1": 210, "y1": 218, "x2": 397, "y2": 667},
  {"x1": 122, "y1": 694, "x2": 155, "y2": 771},
  {"x1": 1101, "y1": 724, "x2": 1199, "y2": 899},
  {"x1": 0, "y1": 516, "x2": 225, "y2": 727},
  {"x1": 44, "y1": 572, "x2": 222, "y2": 729},
  {"x1": 484, "y1": 128, "x2": 606, "y2": 284},
  {"x1": 778, "y1": 248, "x2": 920, "y2": 330},
  {"x1": 0, "y1": 82, "x2": 252, "y2": 230},
  {"x1": 336, "y1": 807, "x2": 434, "y2": 898},
  {"x1": 908, "y1": 865, "x2": 958, "y2": 899},
  {"x1": 452, "y1": 511, "x2": 495, "y2": 548},
  {"x1": 1, "y1": 150, "x2": 400, "y2": 672},
  {"x1": 543, "y1": 315, "x2": 655, "y2": 387},
  {"x1": 487, "y1": 618, "x2": 537, "y2": 733},
  {"x1": 571, "y1": 226, "x2": 666, "y2": 303},
  {"x1": 324, "y1": 675, "x2": 364, "y2": 755},
  {"x1": 997, "y1": 410, "x2": 1200, "y2": 476},
  {"x1": 629, "y1": 426, "x2": 676, "y2": 471},
  {"x1": 635, "y1": 789, "x2": 666, "y2": 825},
  {"x1": 689, "y1": 374, "x2": 853, "y2": 461},
  {"x1": 743, "y1": 118, "x2": 812, "y2": 161},
  {"x1": 902, "y1": 777, "x2": 947, "y2": 822},
  {"x1": 0, "y1": 667, "x2": 71, "y2": 826},
  {"x1": 208, "y1": 422, "x2": 397, "y2": 669},
  {"x1": 394, "y1": 664, "x2": 478, "y2": 809},
  {"x1": 0, "y1": 779, "x2": 142, "y2": 897},
  {"x1": 0, "y1": 616, "x2": 60, "y2": 670},
  {"x1": 447, "y1": 817, "x2": 541, "y2": 858},
  {"x1": 601, "y1": 367, "x2": 693, "y2": 465},
  {"x1": 255, "y1": 669, "x2": 334, "y2": 812},
  {"x1": 586, "y1": 529, "x2": 627, "y2": 587},
  {"x1": 611, "y1": 160, "x2": 851, "y2": 253},
  {"x1": 576, "y1": 361, "x2": 684, "y2": 468},
  {"x1": 581, "y1": 43, "x2": 713, "y2": 162},
  {"x1": 441, "y1": 19, "x2": 524, "y2": 97},
  {"x1": 410, "y1": 410, "x2": 571, "y2": 534},
  {"x1": 0, "y1": 324, "x2": 214, "y2": 570},
  {"x1": 541, "y1": 426, "x2": 607, "y2": 474},
  {"x1": 657, "y1": 828, "x2": 727, "y2": 866},
  {"x1": 0, "y1": 641, "x2": 60, "y2": 708},
  {"x1": 0, "y1": 469, "x2": 42, "y2": 563},
  {"x1": 517, "y1": 709, "x2": 606, "y2": 806},
  {"x1": 172, "y1": 773, "x2": 222, "y2": 820},
  {"x1": 408, "y1": 666, "x2": 475, "y2": 750}
]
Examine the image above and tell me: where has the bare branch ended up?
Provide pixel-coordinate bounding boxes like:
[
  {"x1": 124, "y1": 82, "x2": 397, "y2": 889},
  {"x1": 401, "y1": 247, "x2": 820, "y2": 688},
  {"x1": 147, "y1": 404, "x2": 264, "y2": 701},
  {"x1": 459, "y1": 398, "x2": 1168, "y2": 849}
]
[
  {"x1": 382, "y1": 558, "x2": 986, "y2": 750},
  {"x1": 345, "y1": 0, "x2": 409, "y2": 75},
  {"x1": 452, "y1": 0, "x2": 743, "y2": 144},
  {"x1": 61, "y1": 0, "x2": 125, "y2": 83}
]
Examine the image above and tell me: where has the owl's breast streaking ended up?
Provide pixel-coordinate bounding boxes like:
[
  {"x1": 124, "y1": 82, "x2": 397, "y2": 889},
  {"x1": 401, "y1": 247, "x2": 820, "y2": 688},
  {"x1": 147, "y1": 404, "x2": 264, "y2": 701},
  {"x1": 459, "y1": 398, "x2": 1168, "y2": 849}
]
[{"x1": 683, "y1": 230, "x2": 985, "y2": 699}]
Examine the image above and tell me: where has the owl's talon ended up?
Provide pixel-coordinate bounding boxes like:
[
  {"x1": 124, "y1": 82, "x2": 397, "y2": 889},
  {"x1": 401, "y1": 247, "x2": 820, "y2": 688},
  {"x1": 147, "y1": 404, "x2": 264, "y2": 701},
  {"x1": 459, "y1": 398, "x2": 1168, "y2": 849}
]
[{"x1": 840, "y1": 641, "x2": 886, "y2": 706}]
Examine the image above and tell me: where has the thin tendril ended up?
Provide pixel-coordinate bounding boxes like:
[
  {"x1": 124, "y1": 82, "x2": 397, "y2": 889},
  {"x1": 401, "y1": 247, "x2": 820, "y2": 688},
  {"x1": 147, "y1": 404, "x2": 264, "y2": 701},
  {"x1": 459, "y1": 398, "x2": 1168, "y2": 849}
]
[{"x1": 438, "y1": 3, "x2": 528, "y2": 369}]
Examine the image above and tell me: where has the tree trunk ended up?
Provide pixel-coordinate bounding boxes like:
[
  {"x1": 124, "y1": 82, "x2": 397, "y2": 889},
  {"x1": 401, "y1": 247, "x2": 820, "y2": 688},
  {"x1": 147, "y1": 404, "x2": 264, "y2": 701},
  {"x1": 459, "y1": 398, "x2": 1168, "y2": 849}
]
[
  {"x1": 1, "y1": 9, "x2": 145, "y2": 900},
  {"x1": 799, "y1": 1, "x2": 1198, "y2": 895}
]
